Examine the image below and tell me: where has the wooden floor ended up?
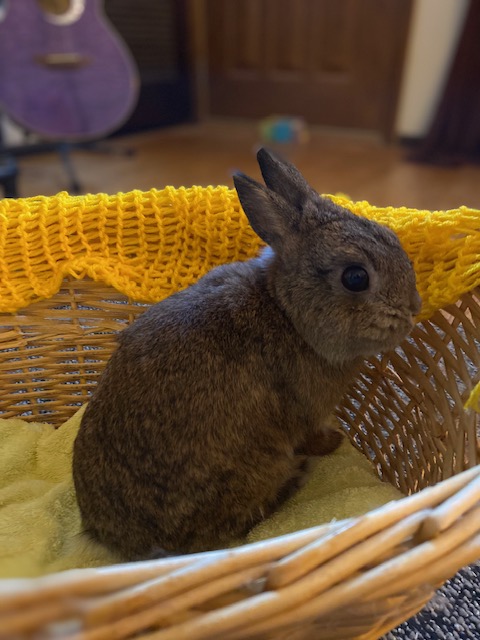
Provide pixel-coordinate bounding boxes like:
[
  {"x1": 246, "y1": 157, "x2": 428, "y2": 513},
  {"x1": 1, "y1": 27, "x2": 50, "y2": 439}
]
[{"x1": 14, "y1": 120, "x2": 480, "y2": 211}]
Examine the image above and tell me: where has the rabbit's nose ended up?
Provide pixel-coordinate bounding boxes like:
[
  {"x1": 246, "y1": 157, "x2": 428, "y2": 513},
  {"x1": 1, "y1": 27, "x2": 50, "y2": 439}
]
[{"x1": 410, "y1": 291, "x2": 422, "y2": 316}]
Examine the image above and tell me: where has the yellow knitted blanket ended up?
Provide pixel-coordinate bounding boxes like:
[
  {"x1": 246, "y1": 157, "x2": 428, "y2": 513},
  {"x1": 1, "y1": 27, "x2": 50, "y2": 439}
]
[{"x1": 1, "y1": 187, "x2": 479, "y2": 408}]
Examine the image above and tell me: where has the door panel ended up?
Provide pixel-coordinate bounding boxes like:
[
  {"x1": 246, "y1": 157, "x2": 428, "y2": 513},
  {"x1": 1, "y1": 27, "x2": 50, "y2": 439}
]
[{"x1": 206, "y1": 0, "x2": 412, "y2": 137}]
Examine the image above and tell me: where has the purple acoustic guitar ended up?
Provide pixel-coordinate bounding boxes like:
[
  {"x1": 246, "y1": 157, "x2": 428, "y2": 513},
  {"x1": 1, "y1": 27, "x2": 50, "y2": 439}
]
[{"x1": 0, "y1": 0, "x2": 139, "y2": 140}]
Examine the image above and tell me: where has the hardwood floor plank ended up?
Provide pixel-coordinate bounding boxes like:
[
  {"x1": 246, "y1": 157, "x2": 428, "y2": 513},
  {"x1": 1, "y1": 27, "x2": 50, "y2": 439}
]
[{"x1": 14, "y1": 120, "x2": 480, "y2": 210}]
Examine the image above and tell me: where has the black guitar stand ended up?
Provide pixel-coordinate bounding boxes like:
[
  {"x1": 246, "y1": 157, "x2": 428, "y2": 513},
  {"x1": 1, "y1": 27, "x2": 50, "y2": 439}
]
[
  {"x1": 0, "y1": 118, "x2": 18, "y2": 198},
  {"x1": 57, "y1": 142, "x2": 82, "y2": 194},
  {"x1": 1, "y1": 107, "x2": 137, "y2": 196},
  {"x1": 0, "y1": 154, "x2": 18, "y2": 198},
  {"x1": 57, "y1": 140, "x2": 135, "y2": 195}
]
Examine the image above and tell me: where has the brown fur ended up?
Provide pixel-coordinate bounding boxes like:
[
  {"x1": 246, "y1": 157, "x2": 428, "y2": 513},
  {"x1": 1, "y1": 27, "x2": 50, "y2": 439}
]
[{"x1": 73, "y1": 149, "x2": 421, "y2": 558}]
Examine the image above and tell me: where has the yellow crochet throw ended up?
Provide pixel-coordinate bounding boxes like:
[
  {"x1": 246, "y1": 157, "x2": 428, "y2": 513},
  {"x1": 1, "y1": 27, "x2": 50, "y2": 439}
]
[{"x1": 0, "y1": 187, "x2": 479, "y2": 409}]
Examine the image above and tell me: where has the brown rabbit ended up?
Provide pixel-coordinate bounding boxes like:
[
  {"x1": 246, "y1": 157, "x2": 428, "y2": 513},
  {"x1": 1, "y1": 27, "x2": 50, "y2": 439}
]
[{"x1": 73, "y1": 149, "x2": 421, "y2": 558}]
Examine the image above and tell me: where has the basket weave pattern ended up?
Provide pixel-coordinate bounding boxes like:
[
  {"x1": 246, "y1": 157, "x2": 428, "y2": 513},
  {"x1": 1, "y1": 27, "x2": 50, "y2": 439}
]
[{"x1": 0, "y1": 188, "x2": 479, "y2": 639}]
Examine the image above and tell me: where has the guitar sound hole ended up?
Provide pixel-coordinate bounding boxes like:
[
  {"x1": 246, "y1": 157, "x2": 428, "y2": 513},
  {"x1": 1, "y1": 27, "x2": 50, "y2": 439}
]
[
  {"x1": 37, "y1": 0, "x2": 85, "y2": 25},
  {"x1": 38, "y1": 0, "x2": 70, "y2": 15}
]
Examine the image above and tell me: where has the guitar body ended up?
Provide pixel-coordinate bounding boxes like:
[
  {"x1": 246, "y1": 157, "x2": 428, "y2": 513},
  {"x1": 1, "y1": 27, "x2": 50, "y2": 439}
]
[{"x1": 0, "y1": 0, "x2": 139, "y2": 140}]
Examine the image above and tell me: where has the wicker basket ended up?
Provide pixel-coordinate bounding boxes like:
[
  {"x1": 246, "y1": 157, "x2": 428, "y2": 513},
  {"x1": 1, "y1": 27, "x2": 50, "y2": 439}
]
[{"x1": 0, "y1": 188, "x2": 479, "y2": 640}]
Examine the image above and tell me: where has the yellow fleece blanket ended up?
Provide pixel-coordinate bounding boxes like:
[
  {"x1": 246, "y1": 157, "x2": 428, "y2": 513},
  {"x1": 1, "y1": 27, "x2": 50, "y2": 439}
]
[{"x1": 0, "y1": 407, "x2": 402, "y2": 578}]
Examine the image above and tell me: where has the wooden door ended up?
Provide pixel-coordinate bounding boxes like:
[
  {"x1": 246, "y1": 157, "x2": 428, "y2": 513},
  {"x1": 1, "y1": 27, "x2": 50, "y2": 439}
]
[{"x1": 205, "y1": 0, "x2": 412, "y2": 137}]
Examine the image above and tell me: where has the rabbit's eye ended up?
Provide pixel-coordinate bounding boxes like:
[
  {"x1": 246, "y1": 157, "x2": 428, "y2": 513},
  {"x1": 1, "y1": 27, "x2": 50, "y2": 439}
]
[{"x1": 341, "y1": 266, "x2": 369, "y2": 292}]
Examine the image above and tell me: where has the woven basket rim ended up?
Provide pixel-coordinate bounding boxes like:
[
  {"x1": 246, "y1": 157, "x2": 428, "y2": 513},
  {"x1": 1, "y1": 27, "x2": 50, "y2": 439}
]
[{"x1": 0, "y1": 464, "x2": 479, "y2": 639}]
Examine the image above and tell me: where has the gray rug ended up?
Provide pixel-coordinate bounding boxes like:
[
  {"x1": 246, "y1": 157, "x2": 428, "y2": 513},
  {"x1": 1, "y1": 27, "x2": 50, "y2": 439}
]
[{"x1": 383, "y1": 562, "x2": 480, "y2": 639}]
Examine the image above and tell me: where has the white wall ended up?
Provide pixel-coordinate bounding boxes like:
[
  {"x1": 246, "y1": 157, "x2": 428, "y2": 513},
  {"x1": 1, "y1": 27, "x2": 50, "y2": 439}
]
[{"x1": 396, "y1": 0, "x2": 470, "y2": 137}]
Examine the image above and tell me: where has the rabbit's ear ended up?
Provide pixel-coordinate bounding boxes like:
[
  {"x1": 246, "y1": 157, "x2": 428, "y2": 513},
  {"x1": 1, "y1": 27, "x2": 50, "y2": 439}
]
[
  {"x1": 256, "y1": 148, "x2": 317, "y2": 210},
  {"x1": 233, "y1": 172, "x2": 299, "y2": 248}
]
